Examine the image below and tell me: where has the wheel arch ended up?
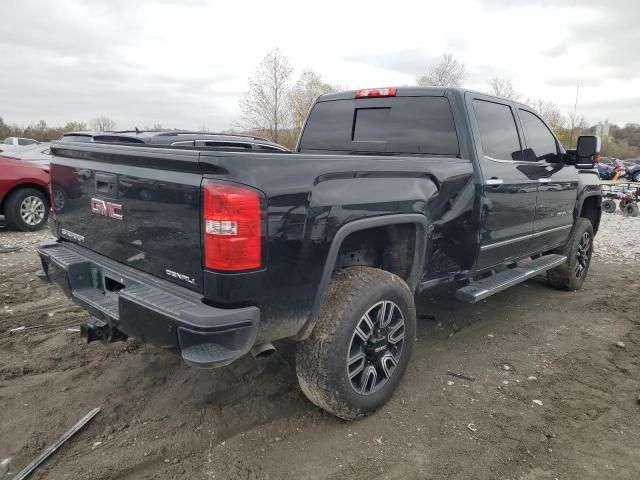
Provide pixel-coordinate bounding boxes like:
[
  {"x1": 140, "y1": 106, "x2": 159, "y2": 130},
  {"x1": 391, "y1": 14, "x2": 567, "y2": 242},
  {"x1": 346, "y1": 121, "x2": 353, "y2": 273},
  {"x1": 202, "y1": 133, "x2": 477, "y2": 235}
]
[
  {"x1": 296, "y1": 214, "x2": 428, "y2": 340},
  {"x1": 578, "y1": 193, "x2": 602, "y2": 235}
]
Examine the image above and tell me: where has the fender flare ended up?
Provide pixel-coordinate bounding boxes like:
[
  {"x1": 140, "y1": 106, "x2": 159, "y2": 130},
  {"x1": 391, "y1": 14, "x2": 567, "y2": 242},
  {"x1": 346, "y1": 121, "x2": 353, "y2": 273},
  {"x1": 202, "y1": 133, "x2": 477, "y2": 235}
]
[
  {"x1": 295, "y1": 213, "x2": 428, "y2": 340},
  {"x1": 576, "y1": 190, "x2": 603, "y2": 215}
]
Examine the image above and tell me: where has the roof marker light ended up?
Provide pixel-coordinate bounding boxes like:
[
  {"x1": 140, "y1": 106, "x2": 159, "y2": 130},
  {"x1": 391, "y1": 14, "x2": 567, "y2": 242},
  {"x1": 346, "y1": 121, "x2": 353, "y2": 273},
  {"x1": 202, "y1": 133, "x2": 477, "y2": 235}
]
[{"x1": 355, "y1": 87, "x2": 397, "y2": 98}]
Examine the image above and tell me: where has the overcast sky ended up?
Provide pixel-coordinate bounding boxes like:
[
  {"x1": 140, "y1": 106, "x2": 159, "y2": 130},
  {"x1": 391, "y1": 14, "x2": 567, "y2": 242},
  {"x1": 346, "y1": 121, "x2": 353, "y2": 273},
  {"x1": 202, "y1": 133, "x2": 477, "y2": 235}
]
[{"x1": 1, "y1": 0, "x2": 639, "y2": 132}]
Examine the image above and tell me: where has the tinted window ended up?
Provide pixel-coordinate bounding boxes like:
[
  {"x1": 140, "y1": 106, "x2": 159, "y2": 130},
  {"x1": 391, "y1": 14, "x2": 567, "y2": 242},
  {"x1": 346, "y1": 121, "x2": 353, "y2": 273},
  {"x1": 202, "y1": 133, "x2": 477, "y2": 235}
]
[
  {"x1": 299, "y1": 96, "x2": 459, "y2": 155},
  {"x1": 473, "y1": 100, "x2": 522, "y2": 161},
  {"x1": 256, "y1": 145, "x2": 284, "y2": 151},
  {"x1": 519, "y1": 110, "x2": 559, "y2": 162},
  {"x1": 18, "y1": 138, "x2": 36, "y2": 146},
  {"x1": 63, "y1": 134, "x2": 93, "y2": 142}
]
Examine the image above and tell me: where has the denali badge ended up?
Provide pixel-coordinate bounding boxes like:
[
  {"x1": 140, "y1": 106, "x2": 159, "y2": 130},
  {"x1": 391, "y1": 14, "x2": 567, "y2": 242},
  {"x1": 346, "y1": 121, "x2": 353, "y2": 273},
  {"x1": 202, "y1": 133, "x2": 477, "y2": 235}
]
[
  {"x1": 91, "y1": 198, "x2": 123, "y2": 220},
  {"x1": 61, "y1": 228, "x2": 85, "y2": 243},
  {"x1": 166, "y1": 269, "x2": 195, "y2": 285}
]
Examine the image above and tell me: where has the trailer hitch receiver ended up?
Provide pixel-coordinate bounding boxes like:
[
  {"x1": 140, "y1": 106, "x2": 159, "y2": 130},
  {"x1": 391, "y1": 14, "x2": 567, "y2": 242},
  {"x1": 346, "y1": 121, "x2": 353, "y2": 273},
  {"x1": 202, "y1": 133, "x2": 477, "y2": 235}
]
[{"x1": 80, "y1": 316, "x2": 127, "y2": 344}]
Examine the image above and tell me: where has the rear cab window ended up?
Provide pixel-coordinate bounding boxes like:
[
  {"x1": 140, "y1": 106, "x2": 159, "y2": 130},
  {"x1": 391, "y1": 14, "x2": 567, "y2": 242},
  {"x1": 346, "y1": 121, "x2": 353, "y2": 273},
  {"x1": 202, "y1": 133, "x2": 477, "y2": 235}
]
[{"x1": 298, "y1": 96, "x2": 459, "y2": 155}]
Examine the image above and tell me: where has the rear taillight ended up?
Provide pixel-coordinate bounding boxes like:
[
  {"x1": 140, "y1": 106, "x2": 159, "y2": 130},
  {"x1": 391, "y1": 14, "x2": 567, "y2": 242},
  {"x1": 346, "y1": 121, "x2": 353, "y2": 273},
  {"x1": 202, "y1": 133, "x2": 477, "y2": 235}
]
[
  {"x1": 355, "y1": 87, "x2": 397, "y2": 98},
  {"x1": 203, "y1": 182, "x2": 262, "y2": 271}
]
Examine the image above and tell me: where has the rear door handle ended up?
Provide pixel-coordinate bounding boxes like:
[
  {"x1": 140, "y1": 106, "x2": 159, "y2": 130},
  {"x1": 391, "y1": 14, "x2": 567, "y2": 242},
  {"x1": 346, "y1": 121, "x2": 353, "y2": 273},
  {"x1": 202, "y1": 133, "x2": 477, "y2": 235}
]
[{"x1": 486, "y1": 178, "x2": 504, "y2": 186}]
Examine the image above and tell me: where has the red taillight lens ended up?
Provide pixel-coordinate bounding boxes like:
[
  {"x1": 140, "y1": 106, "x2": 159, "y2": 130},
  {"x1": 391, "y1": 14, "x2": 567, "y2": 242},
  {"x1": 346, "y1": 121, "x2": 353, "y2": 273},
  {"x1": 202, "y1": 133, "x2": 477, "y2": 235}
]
[
  {"x1": 203, "y1": 182, "x2": 262, "y2": 271},
  {"x1": 355, "y1": 87, "x2": 397, "y2": 98}
]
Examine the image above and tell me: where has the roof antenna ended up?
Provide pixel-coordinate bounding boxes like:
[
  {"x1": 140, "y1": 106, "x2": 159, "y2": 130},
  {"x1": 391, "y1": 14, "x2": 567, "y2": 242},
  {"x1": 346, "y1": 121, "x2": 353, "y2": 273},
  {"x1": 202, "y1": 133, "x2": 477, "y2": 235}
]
[{"x1": 135, "y1": 127, "x2": 141, "y2": 134}]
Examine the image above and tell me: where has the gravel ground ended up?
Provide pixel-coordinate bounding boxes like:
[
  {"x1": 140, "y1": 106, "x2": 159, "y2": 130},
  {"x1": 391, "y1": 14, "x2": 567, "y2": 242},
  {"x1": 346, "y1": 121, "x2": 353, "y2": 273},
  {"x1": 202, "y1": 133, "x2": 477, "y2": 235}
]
[
  {"x1": 593, "y1": 201, "x2": 640, "y2": 263},
  {"x1": 1, "y1": 213, "x2": 639, "y2": 480}
]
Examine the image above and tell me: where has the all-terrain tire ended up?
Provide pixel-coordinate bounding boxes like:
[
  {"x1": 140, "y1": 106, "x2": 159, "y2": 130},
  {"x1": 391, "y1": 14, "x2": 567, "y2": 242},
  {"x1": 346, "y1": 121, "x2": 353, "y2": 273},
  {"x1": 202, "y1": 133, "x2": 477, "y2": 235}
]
[
  {"x1": 547, "y1": 218, "x2": 594, "y2": 291},
  {"x1": 296, "y1": 267, "x2": 416, "y2": 420},
  {"x1": 4, "y1": 188, "x2": 49, "y2": 231},
  {"x1": 602, "y1": 199, "x2": 616, "y2": 213},
  {"x1": 625, "y1": 203, "x2": 639, "y2": 217}
]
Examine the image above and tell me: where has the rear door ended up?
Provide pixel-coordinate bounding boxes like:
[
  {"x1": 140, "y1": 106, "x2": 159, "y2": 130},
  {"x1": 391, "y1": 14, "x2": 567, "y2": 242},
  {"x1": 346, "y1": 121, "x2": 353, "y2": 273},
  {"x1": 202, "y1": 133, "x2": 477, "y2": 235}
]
[
  {"x1": 50, "y1": 142, "x2": 204, "y2": 291},
  {"x1": 468, "y1": 95, "x2": 538, "y2": 270},
  {"x1": 517, "y1": 108, "x2": 577, "y2": 247}
]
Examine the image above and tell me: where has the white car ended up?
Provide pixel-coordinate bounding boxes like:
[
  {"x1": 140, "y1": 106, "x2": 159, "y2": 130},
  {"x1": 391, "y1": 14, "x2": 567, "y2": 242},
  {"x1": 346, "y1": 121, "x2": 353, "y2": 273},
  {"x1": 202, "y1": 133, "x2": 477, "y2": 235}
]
[
  {"x1": 3, "y1": 136, "x2": 40, "y2": 146},
  {"x1": 0, "y1": 143, "x2": 51, "y2": 165}
]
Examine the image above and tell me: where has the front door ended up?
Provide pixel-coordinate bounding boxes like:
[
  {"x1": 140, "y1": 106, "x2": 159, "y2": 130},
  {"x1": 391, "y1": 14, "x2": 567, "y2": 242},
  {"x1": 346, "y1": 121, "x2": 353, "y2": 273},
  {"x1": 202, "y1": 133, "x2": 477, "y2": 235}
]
[{"x1": 468, "y1": 95, "x2": 538, "y2": 270}]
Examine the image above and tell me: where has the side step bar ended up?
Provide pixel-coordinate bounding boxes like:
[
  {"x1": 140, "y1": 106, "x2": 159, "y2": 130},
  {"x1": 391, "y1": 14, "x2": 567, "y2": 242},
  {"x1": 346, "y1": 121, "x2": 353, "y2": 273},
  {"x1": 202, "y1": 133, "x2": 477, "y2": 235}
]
[{"x1": 456, "y1": 254, "x2": 567, "y2": 303}]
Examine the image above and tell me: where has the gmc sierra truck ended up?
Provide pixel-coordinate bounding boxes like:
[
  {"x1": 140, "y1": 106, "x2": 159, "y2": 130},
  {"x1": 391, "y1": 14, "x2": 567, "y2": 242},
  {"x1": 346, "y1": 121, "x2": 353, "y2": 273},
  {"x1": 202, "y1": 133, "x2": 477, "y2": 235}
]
[{"x1": 38, "y1": 87, "x2": 602, "y2": 420}]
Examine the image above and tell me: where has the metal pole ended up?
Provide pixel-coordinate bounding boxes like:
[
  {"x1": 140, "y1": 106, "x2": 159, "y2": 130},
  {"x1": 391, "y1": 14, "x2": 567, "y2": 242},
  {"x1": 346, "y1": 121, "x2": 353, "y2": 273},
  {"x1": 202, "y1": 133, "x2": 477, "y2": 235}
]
[
  {"x1": 570, "y1": 85, "x2": 580, "y2": 145},
  {"x1": 14, "y1": 407, "x2": 101, "y2": 480}
]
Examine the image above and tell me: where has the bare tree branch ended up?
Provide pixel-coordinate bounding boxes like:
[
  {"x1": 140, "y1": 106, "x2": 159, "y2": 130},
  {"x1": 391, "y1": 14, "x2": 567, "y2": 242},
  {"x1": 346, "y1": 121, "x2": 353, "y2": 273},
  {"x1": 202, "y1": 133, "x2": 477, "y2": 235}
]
[
  {"x1": 238, "y1": 48, "x2": 293, "y2": 143},
  {"x1": 487, "y1": 77, "x2": 521, "y2": 101},
  {"x1": 417, "y1": 53, "x2": 466, "y2": 88},
  {"x1": 91, "y1": 116, "x2": 117, "y2": 132}
]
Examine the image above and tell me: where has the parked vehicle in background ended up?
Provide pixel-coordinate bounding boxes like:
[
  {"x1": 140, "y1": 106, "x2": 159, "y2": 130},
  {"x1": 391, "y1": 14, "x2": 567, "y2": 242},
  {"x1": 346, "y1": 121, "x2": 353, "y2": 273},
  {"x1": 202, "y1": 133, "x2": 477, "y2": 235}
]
[
  {"x1": 3, "y1": 136, "x2": 40, "y2": 146},
  {"x1": 0, "y1": 156, "x2": 50, "y2": 231},
  {"x1": 621, "y1": 160, "x2": 640, "y2": 182},
  {"x1": 0, "y1": 143, "x2": 51, "y2": 165},
  {"x1": 39, "y1": 87, "x2": 603, "y2": 420},
  {"x1": 597, "y1": 157, "x2": 625, "y2": 181}
]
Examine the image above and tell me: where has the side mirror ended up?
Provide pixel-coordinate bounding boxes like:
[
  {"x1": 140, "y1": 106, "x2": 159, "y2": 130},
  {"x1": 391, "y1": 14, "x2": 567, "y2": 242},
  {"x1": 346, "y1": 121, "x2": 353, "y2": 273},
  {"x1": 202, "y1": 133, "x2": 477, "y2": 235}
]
[{"x1": 575, "y1": 135, "x2": 601, "y2": 168}]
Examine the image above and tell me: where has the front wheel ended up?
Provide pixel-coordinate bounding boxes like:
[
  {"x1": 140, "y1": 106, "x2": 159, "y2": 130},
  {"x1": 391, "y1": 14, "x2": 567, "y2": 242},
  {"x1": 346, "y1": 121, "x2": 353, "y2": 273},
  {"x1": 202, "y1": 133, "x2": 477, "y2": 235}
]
[
  {"x1": 633, "y1": 171, "x2": 640, "y2": 183},
  {"x1": 296, "y1": 267, "x2": 416, "y2": 420},
  {"x1": 547, "y1": 218, "x2": 594, "y2": 291}
]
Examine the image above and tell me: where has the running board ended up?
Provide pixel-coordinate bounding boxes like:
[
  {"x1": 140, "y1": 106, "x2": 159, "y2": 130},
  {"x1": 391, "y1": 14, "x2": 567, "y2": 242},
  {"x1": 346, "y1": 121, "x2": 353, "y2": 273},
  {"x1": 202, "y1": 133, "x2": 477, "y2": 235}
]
[{"x1": 456, "y1": 254, "x2": 567, "y2": 303}]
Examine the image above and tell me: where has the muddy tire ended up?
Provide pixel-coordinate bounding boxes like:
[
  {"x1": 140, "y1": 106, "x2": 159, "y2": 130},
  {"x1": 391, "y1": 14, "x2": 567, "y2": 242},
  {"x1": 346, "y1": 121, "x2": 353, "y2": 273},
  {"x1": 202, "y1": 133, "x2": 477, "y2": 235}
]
[
  {"x1": 624, "y1": 203, "x2": 639, "y2": 217},
  {"x1": 547, "y1": 218, "x2": 594, "y2": 291},
  {"x1": 4, "y1": 188, "x2": 49, "y2": 231},
  {"x1": 296, "y1": 267, "x2": 416, "y2": 420},
  {"x1": 602, "y1": 199, "x2": 616, "y2": 213}
]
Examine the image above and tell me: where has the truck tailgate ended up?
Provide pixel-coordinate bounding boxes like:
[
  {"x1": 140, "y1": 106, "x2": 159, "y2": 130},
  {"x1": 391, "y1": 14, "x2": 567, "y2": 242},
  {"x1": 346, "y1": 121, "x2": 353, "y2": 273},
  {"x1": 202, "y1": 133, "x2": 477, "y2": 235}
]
[{"x1": 50, "y1": 142, "x2": 204, "y2": 292}]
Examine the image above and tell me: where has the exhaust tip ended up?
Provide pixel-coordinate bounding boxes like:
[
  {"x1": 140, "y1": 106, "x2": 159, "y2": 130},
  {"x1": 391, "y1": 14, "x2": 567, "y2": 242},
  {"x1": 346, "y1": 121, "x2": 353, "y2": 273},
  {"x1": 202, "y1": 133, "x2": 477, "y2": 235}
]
[{"x1": 250, "y1": 343, "x2": 276, "y2": 359}]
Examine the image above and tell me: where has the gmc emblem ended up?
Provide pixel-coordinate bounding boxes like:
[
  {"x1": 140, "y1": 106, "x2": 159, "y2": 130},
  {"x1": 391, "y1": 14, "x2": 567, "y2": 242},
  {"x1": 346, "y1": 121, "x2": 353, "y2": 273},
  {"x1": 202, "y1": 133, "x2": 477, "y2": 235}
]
[{"x1": 91, "y1": 198, "x2": 123, "y2": 220}]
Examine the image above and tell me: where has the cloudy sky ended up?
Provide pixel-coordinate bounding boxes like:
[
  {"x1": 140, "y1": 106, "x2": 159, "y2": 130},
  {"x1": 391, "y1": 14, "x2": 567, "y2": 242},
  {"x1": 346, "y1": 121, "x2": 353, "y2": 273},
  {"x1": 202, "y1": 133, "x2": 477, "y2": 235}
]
[{"x1": 1, "y1": 0, "x2": 638, "y2": 132}]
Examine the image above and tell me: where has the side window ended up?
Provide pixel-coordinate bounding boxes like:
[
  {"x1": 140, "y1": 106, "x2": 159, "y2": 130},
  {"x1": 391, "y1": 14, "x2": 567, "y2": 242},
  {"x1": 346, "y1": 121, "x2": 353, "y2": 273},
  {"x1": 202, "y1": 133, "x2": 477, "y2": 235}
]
[
  {"x1": 519, "y1": 110, "x2": 559, "y2": 162},
  {"x1": 473, "y1": 100, "x2": 522, "y2": 161},
  {"x1": 256, "y1": 145, "x2": 283, "y2": 152}
]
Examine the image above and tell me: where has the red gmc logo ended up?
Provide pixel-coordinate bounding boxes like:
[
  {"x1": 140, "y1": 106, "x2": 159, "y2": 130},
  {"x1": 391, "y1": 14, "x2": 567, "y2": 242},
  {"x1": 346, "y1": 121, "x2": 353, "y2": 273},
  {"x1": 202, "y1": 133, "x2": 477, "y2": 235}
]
[{"x1": 91, "y1": 198, "x2": 123, "y2": 220}]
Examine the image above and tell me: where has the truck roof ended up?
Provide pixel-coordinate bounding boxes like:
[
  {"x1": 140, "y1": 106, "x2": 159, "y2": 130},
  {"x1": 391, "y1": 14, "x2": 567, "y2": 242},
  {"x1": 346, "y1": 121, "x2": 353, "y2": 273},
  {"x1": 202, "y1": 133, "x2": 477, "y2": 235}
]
[{"x1": 318, "y1": 86, "x2": 518, "y2": 105}]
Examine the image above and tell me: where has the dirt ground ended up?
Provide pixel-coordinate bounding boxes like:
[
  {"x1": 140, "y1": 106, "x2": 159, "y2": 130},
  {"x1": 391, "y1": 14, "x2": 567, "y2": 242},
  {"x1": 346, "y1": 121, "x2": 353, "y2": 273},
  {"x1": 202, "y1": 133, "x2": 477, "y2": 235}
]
[{"x1": 1, "y1": 225, "x2": 639, "y2": 480}]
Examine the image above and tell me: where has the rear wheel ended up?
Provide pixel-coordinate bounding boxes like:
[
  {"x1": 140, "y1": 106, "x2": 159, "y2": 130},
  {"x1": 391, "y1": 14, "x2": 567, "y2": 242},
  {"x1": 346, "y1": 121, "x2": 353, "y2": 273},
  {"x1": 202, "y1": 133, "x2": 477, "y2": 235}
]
[
  {"x1": 4, "y1": 188, "x2": 49, "y2": 231},
  {"x1": 625, "y1": 203, "x2": 639, "y2": 217},
  {"x1": 602, "y1": 199, "x2": 616, "y2": 213},
  {"x1": 633, "y1": 171, "x2": 640, "y2": 183},
  {"x1": 296, "y1": 267, "x2": 416, "y2": 420},
  {"x1": 547, "y1": 218, "x2": 594, "y2": 291}
]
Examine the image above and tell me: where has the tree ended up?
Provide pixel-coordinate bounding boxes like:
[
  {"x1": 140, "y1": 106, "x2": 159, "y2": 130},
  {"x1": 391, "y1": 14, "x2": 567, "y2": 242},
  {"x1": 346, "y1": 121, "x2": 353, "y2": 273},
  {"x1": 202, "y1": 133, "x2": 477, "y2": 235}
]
[
  {"x1": 487, "y1": 77, "x2": 521, "y2": 101},
  {"x1": 289, "y1": 70, "x2": 336, "y2": 140},
  {"x1": 239, "y1": 48, "x2": 293, "y2": 143},
  {"x1": 91, "y1": 116, "x2": 117, "y2": 132},
  {"x1": 418, "y1": 53, "x2": 466, "y2": 88},
  {"x1": 63, "y1": 121, "x2": 87, "y2": 132},
  {"x1": 527, "y1": 99, "x2": 566, "y2": 133}
]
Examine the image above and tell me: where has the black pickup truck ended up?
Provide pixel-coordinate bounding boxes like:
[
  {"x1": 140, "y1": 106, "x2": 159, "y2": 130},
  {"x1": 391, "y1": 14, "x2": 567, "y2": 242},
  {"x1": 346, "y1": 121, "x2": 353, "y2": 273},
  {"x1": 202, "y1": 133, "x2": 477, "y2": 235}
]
[{"x1": 38, "y1": 87, "x2": 602, "y2": 419}]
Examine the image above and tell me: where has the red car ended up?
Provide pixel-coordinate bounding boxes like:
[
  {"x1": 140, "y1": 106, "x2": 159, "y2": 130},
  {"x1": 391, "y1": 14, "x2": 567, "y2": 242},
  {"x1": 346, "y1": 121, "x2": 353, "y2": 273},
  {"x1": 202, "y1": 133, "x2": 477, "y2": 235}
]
[{"x1": 0, "y1": 155, "x2": 50, "y2": 231}]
